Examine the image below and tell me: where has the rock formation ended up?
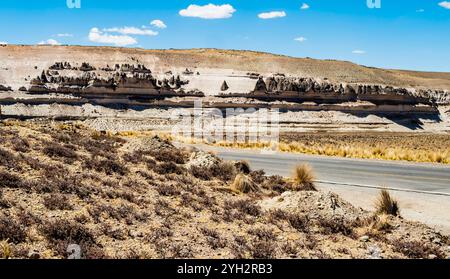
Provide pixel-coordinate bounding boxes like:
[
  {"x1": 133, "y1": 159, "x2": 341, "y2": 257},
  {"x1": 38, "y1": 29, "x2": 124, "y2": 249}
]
[
  {"x1": 0, "y1": 85, "x2": 12, "y2": 91},
  {"x1": 221, "y1": 80, "x2": 229, "y2": 91},
  {"x1": 244, "y1": 75, "x2": 444, "y2": 105},
  {"x1": 183, "y1": 68, "x2": 194, "y2": 75},
  {"x1": 254, "y1": 77, "x2": 267, "y2": 92},
  {"x1": 26, "y1": 62, "x2": 196, "y2": 96},
  {"x1": 49, "y1": 62, "x2": 72, "y2": 70},
  {"x1": 79, "y1": 62, "x2": 96, "y2": 72}
]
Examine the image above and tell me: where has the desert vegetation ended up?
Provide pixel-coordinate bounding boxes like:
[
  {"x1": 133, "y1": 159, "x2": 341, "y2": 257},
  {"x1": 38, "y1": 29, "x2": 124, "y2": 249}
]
[
  {"x1": 278, "y1": 132, "x2": 450, "y2": 164},
  {"x1": 195, "y1": 132, "x2": 450, "y2": 164},
  {"x1": 0, "y1": 120, "x2": 448, "y2": 259}
]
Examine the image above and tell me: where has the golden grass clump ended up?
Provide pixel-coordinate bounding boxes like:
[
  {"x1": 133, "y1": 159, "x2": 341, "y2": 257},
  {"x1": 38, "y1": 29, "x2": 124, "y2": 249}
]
[
  {"x1": 231, "y1": 174, "x2": 260, "y2": 194},
  {"x1": 291, "y1": 164, "x2": 317, "y2": 191},
  {"x1": 191, "y1": 133, "x2": 450, "y2": 165},
  {"x1": 0, "y1": 240, "x2": 11, "y2": 259},
  {"x1": 375, "y1": 189, "x2": 400, "y2": 216}
]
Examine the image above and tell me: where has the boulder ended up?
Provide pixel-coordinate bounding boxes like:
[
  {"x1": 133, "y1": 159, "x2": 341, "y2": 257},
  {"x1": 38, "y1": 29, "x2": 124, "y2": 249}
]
[{"x1": 187, "y1": 150, "x2": 220, "y2": 169}]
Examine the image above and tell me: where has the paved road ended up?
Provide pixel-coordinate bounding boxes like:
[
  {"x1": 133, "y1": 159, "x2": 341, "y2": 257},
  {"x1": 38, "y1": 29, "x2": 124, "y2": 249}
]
[{"x1": 187, "y1": 144, "x2": 450, "y2": 196}]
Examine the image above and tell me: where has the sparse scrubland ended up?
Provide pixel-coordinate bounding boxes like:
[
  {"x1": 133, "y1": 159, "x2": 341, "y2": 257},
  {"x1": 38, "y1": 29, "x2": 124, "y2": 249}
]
[
  {"x1": 280, "y1": 132, "x2": 450, "y2": 164},
  {"x1": 0, "y1": 120, "x2": 448, "y2": 259}
]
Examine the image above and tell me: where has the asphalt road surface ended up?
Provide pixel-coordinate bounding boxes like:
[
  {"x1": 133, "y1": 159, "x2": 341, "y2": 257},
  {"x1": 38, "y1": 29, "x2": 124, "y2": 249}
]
[{"x1": 189, "y1": 145, "x2": 450, "y2": 196}]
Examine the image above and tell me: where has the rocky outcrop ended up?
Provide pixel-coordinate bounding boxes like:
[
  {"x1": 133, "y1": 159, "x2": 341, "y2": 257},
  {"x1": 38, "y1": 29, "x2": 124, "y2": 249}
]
[
  {"x1": 247, "y1": 72, "x2": 260, "y2": 79},
  {"x1": 49, "y1": 62, "x2": 72, "y2": 70},
  {"x1": 254, "y1": 77, "x2": 267, "y2": 92},
  {"x1": 244, "y1": 75, "x2": 446, "y2": 105},
  {"x1": 78, "y1": 62, "x2": 95, "y2": 72},
  {"x1": 182, "y1": 68, "x2": 194, "y2": 75},
  {"x1": 0, "y1": 85, "x2": 12, "y2": 91},
  {"x1": 221, "y1": 80, "x2": 229, "y2": 91},
  {"x1": 27, "y1": 63, "x2": 196, "y2": 96},
  {"x1": 119, "y1": 63, "x2": 151, "y2": 74}
]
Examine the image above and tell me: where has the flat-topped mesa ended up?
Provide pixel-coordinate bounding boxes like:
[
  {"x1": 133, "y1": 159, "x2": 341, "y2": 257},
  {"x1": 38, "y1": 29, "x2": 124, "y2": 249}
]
[{"x1": 243, "y1": 75, "x2": 443, "y2": 105}]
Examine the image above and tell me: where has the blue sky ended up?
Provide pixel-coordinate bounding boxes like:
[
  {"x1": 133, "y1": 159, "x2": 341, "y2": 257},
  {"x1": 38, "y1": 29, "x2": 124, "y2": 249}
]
[{"x1": 1, "y1": 0, "x2": 450, "y2": 72}]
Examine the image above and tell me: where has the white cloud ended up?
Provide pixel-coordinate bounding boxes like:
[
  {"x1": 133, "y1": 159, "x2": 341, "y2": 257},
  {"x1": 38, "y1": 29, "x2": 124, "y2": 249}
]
[
  {"x1": 294, "y1": 37, "x2": 307, "y2": 43},
  {"x1": 179, "y1": 4, "x2": 236, "y2": 19},
  {"x1": 438, "y1": 1, "x2": 450, "y2": 9},
  {"x1": 258, "y1": 11, "x2": 286, "y2": 19},
  {"x1": 151, "y1": 19, "x2": 167, "y2": 29},
  {"x1": 88, "y1": 28, "x2": 137, "y2": 46},
  {"x1": 352, "y1": 50, "x2": 366, "y2": 54},
  {"x1": 56, "y1": 33, "x2": 73, "y2": 37},
  {"x1": 301, "y1": 3, "x2": 310, "y2": 10},
  {"x1": 103, "y1": 26, "x2": 158, "y2": 36},
  {"x1": 38, "y1": 39, "x2": 61, "y2": 46}
]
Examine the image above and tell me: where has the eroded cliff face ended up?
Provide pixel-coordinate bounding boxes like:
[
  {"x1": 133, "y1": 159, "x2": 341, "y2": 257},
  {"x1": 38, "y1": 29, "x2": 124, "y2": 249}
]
[
  {"x1": 27, "y1": 62, "x2": 195, "y2": 96},
  {"x1": 0, "y1": 46, "x2": 449, "y2": 133},
  {"x1": 15, "y1": 62, "x2": 450, "y2": 107},
  {"x1": 223, "y1": 76, "x2": 449, "y2": 106}
]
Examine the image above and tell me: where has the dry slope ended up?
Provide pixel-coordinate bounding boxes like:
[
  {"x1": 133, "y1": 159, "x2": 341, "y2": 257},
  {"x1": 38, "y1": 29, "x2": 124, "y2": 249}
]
[
  {"x1": 1, "y1": 45, "x2": 450, "y2": 91},
  {"x1": 0, "y1": 120, "x2": 448, "y2": 259}
]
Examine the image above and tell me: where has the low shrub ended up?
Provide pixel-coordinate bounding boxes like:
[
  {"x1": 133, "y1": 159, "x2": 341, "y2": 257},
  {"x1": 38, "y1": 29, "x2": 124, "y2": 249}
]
[
  {"x1": 0, "y1": 171, "x2": 24, "y2": 189},
  {"x1": 40, "y1": 219, "x2": 95, "y2": 244},
  {"x1": 210, "y1": 162, "x2": 237, "y2": 182},
  {"x1": 0, "y1": 148, "x2": 21, "y2": 170},
  {"x1": 250, "y1": 240, "x2": 276, "y2": 259},
  {"x1": 43, "y1": 193, "x2": 74, "y2": 210},
  {"x1": 149, "y1": 148, "x2": 187, "y2": 164},
  {"x1": 392, "y1": 240, "x2": 444, "y2": 259},
  {"x1": 155, "y1": 162, "x2": 184, "y2": 175},
  {"x1": 224, "y1": 199, "x2": 261, "y2": 217},
  {"x1": 317, "y1": 216, "x2": 354, "y2": 237},
  {"x1": 83, "y1": 157, "x2": 128, "y2": 176},
  {"x1": 287, "y1": 213, "x2": 310, "y2": 233},
  {"x1": 0, "y1": 215, "x2": 27, "y2": 244},
  {"x1": 43, "y1": 142, "x2": 78, "y2": 163}
]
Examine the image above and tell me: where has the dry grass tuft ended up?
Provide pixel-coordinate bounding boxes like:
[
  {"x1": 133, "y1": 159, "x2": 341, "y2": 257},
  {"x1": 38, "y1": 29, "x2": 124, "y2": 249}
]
[
  {"x1": 292, "y1": 164, "x2": 317, "y2": 191},
  {"x1": 375, "y1": 189, "x2": 400, "y2": 216},
  {"x1": 0, "y1": 240, "x2": 12, "y2": 259},
  {"x1": 231, "y1": 174, "x2": 260, "y2": 194}
]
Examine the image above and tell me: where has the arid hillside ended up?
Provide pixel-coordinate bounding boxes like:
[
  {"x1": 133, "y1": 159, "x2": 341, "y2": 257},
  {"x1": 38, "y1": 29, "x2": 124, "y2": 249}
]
[
  {"x1": 1, "y1": 45, "x2": 450, "y2": 91},
  {"x1": 0, "y1": 120, "x2": 448, "y2": 259}
]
